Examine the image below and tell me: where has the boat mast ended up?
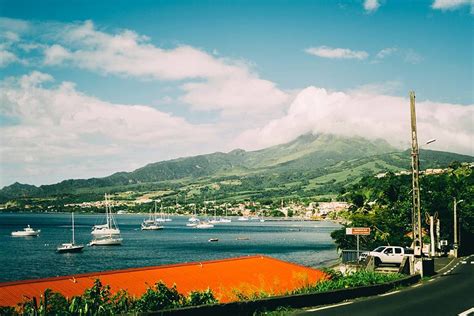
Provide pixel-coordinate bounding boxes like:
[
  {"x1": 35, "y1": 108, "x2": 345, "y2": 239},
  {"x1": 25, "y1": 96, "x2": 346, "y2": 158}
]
[
  {"x1": 72, "y1": 212, "x2": 75, "y2": 244},
  {"x1": 105, "y1": 193, "x2": 110, "y2": 228}
]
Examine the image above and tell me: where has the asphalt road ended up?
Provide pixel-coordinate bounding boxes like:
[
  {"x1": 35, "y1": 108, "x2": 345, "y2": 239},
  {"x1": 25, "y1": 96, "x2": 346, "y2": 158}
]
[{"x1": 297, "y1": 255, "x2": 474, "y2": 316}]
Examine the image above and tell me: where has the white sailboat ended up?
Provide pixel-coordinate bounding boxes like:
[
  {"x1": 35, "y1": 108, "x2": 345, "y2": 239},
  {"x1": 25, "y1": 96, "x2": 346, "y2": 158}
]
[
  {"x1": 89, "y1": 235, "x2": 122, "y2": 246},
  {"x1": 195, "y1": 205, "x2": 214, "y2": 228},
  {"x1": 90, "y1": 194, "x2": 122, "y2": 246},
  {"x1": 155, "y1": 203, "x2": 167, "y2": 222},
  {"x1": 141, "y1": 201, "x2": 163, "y2": 230},
  {"x1": 188, "y1": 204, "x2": 199, "y2": 222},
  {"x1": 11, "y1": 225, "x2": 41, "y2": 237},
  {"x1": 219, "y1": 204, "x2": 231, "y2": 223},
  {"x1": 57, "y1": 213, "x2": 84, "y2": 253},
  {"x1": 209, "y1": 209, "x2": 220, "y2": 224},
  {"x1": 91, "y1": 194, "x2": 121, "y2": 236}
]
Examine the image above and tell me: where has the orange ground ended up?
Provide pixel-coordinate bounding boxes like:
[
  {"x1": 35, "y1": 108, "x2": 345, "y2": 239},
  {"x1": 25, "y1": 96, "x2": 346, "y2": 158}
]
[{"x1": 0, "y1": 255, "x2": 327, "y2": 307}]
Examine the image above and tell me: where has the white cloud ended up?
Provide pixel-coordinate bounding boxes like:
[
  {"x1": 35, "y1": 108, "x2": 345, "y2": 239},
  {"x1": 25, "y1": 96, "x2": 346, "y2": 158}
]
[
  {"x1": 305, "y1": 46, "x2": 368, "y2": 60},
  {"x1": 364, "y1": 0, "x2": 381, "y2": 13},
  {"x1": 371, "y1": 47, "x2": 423, "y2": 64},
  {"x1": 404, "y1": 49, "x2": 423, "y2": 64},
  {"x1": 232, "y1": 86, "x2": 474, "y2": 156},
  {"x1": 432, "y1": 0, "x2": 472, "y2": 10},
  {"x1": 0, "y1": 72, "x2": 220, "y2": 185},
  {"x1": 180, "y1": 76, "x2": 289, "y2": 114},
  {"x1": 0, "y1": 17, "x2": 30, "y2": 33},
  {"x1": 43, "y1": 44, "x2": 71, "y2": 65},
  {"x1": 376, "y1": 47, "x2": 397, "y2": 59},
  {"x1": 37, "y1": 20, "x2": 289, "y2": 115},
  {"x1": 0, "y1": 49, "x2": 19, "y2": 67}
]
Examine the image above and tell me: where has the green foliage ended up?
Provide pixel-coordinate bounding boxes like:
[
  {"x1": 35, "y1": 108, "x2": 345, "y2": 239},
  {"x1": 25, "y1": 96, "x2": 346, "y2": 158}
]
[
  {"x1": 0, "y1": 306, "x2": 16, "y2": 316},
  {"x1": 185, "y1": 288, "x2": 218, "y2": 306},
  {"x1": 332, "y1": 164, "x2": 473, "y2": 254},
  {"x1": 5, "y1": 279, "x2": 219, "y2": 315},
  {"x1": 135, "y1": 281, "x2": 184, "y2": 312},
  {"x1": 290, "y1": 270, "x2": 403, "y2": 294},
  {"x1": 2, "y1": 133, "x2": 471, "y2": 213}
]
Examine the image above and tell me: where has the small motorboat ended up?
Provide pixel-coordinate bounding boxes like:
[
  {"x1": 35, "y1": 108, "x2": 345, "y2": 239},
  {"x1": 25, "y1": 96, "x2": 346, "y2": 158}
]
[
  {"x1": 236, "y1": 237, "x2": 250, "y2": 241},
  {"x1": 11, "y1": 225, "x2": 41, "y2": 237},
  {"x1": 208, "y1": 238, "x2": 219, "y2": 242},
  {"x1": 186, "y1": 222, "x2": 199, "y2": 227}
]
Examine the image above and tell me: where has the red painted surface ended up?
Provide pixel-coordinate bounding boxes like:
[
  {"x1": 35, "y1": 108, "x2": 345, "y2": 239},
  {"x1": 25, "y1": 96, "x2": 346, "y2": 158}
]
[{"x1": 0, "y1": 255, "x2": 327, "y2": 306}]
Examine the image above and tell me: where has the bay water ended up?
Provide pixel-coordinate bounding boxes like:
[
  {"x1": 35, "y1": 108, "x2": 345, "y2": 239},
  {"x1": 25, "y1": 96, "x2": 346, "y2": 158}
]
[{"x1": 0, "y1": 213, "x2": 340, "y2": 282}]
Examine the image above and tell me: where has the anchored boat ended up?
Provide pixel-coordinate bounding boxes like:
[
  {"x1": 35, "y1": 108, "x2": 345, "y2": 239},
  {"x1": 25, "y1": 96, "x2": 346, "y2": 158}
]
[
  {"x1": 91, "y1": 194, "x2": 121, "y2": 236},
  {"x1": 11, "y1": 225, "x2": 41, "y2": 237},
  {"x1": 57, "y1": 213, "x2": 84, "y2": 253}
]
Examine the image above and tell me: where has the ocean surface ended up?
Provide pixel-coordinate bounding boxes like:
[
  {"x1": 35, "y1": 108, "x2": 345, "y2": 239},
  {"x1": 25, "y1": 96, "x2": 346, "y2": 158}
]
[{"x1": 0, "y1": 213, "x2": 340, "y2": 282}]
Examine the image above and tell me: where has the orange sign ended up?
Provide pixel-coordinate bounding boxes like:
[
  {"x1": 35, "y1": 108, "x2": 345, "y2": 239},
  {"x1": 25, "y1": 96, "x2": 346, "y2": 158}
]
[{"x1": 346, "y1": 227, "x2": 371, "y2": 235}]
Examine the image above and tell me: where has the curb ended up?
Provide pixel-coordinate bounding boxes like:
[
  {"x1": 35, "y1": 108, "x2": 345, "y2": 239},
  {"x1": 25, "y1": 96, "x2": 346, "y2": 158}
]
[{"x1": 144, "y1": 275, "x2": 420, "y2": 316}]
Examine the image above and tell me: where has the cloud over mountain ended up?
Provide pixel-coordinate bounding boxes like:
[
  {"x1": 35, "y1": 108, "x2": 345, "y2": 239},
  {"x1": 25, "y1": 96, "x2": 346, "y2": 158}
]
[{"x1": 233, "y1": 86, "x2": 474, "y2": 156}]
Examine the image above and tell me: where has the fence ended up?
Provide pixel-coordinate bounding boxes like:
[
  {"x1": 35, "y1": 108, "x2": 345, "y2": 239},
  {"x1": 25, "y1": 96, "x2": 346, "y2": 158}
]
[{"x1": 342, "y1": 249, "x2": 368, "y2": 263}]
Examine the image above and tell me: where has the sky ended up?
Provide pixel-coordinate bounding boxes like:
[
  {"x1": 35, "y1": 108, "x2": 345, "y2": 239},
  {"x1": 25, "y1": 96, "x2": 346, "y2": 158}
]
[{"x1": 0, "y1": 0, "x2": 472, "y2": 187}]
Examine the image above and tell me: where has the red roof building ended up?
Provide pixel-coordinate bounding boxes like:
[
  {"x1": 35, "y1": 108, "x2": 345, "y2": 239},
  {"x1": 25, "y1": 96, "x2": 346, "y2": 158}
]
[{"x1": 0, "y1": 255, "x2": 327, "y2": 307}]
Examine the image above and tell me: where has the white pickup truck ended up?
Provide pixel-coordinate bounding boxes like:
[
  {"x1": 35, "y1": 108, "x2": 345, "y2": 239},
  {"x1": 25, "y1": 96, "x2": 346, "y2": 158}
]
[{"x1": 360, "y1": 246, "x2": 414, "y2": 266}]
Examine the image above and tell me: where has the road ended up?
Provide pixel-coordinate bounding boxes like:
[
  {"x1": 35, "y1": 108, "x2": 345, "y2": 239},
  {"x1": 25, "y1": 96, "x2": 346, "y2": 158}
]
[{"x1": 297, "y1": 255, "x2": 474, "y2": 316}]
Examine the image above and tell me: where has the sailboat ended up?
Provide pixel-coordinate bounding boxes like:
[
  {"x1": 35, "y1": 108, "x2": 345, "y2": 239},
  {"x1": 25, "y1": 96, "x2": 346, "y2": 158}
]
[
  {"x1": 155, "y1": 203, "x2": 167, "y2": 222},
  {"x1": 141, "y1": 201, "x2": 163, "y2": 230},
  {"x1": 91, "y1": 194, "x2": 121, "y2": 236},
  {"x1": 209, "y1": 209, "x2": 220, "y2": 224},
  {"x1": 90, "y1": 194, "x2": 122, "y2": 246},
  {"x1": 219, "y1": 204, "x2": 231, "y2": 223},
  {"x1": 89, "y1": 234, "x2": 122, "y2": 246},
  {"x1": 57, "y1": 213, "x2": 84, "y2": 253},
  {"x1": 195, "y1": 206, "x2": 214, "y2": 228},
  {"x1": 188, "y1": 204, "x2": 199, "y2": 223}
]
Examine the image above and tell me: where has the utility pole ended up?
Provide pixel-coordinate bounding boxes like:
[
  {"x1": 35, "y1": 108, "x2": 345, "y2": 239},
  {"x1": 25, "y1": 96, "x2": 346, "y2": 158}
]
[
  {"x1": 410, "y1": 91, "x2": 424, "y2": 276},
  {"x1": 410, "y1": 92, "x2": 423, "y2": 256},
  {"x1": 453, "y1": 198, "x2": 463, "y2": 258}
]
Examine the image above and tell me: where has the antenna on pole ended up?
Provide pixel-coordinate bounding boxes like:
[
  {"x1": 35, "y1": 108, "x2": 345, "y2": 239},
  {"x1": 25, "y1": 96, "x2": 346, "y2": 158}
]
[{"x1": 410, "y1": 91, "x2": 424, "y2": 276}]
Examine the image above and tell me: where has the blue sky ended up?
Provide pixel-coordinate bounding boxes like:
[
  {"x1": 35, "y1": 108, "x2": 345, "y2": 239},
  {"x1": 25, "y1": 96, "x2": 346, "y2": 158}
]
[{"x1": 0, "y1": 0, "x2": 472, "y2": 186}]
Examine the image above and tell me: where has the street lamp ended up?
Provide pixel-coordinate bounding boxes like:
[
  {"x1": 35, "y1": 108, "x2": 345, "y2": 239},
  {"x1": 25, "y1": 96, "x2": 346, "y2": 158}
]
[{"x1": 453, "y1": 198, "x2": 464, "y2": 258}]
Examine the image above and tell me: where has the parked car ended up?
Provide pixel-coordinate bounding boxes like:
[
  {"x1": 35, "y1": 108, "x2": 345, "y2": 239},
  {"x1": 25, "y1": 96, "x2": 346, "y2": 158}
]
[{"x1": 360, "y1": 246, "x2": 414, "y2": 266}]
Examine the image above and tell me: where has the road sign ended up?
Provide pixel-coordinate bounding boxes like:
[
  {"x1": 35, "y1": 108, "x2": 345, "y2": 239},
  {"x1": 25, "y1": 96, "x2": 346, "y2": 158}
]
[{"x1": 346, "y1": 227, "x2": 371, "y2": 235}]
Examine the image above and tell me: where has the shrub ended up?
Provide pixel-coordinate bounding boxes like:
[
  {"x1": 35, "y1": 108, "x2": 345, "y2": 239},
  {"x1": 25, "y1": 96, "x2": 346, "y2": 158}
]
[
  {"x1": 135, "y1": 281, "x2": 184, "y2": 312},
  {"x1": 185, "y1": 288, "x2": 218, "y2": 306}
]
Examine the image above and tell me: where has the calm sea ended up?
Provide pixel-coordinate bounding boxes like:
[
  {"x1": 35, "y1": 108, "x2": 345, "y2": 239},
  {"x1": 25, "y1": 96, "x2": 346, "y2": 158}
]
[{"x1": 0, "y1": 213, "x2": 340, "y2": 282}]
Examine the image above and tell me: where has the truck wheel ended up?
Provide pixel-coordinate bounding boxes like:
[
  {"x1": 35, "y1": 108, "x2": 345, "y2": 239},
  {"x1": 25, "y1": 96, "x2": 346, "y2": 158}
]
[{"x1": 374, "y1": 257, "x2": 381, "y2": 267}]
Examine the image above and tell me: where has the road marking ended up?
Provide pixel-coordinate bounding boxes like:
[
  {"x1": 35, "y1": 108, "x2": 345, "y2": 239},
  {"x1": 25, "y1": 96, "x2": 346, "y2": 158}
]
[
  {"x1": 458, "y1": 307, "x2": 474, "y2": 316},
  {"x1": 461, "y1": 261, "x2": 467, "y2": 264},
  {"x1": 471, "y1": 262, "x2": 474, "y2": 264},
  {"x1": 412, "y1": 284, "x2": 422, "y2": 288},
  {"x1": 428, "y1": 279, "x2": 435, "y2": 282},
  {"x1": 379, "y1": 290, "x2": 400, "y2": 297},
  {"x1": 306, "y1": 302, "x2": 353, "y2": 312}
]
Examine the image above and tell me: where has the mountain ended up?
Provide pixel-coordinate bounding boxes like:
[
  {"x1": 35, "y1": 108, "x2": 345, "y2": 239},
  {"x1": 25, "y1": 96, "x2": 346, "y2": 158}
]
[{"x1": 0, "y1": 133, "x2": 472, "y2": 202}]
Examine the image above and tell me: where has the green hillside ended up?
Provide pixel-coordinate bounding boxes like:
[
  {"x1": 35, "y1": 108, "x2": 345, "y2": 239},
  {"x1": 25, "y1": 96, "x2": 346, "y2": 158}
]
[{"x1": 0, "y1": 133, "x2": 472, "y2": 206}]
